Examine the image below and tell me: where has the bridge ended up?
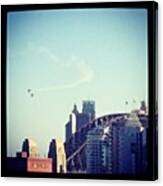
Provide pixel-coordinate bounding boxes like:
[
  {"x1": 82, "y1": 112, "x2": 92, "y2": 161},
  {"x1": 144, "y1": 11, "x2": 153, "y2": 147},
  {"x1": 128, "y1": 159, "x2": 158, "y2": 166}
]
[{"x1": 64, "y1": 113, "x2": 131, "y2": 173}]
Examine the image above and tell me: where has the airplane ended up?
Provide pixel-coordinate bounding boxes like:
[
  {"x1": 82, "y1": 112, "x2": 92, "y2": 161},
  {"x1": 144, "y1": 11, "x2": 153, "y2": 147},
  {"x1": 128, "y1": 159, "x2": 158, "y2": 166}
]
[
  {"x1": 27, "y1": 89, "x2": 31, "y2": 93},
  {"x1": 125, "y1": 101, "x2": 128, "y2": 105},
  {"x1": 27, "y1": 89, "x2": 34, "y2": 97},
  {"x1": 30, "y1": 93, "x2": 34, "y2": 97}
]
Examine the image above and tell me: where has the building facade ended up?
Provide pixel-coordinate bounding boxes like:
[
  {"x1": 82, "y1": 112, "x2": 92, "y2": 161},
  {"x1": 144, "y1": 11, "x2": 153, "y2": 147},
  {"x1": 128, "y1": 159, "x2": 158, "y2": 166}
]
[
  {"x1": 85, "y1": 112, "x2": 147, "y2": 174},
  {"x1": 48, "y1": 139, "x2": 57, "y2": 173},
  {"x1": 86, "y1": 126, "x2": 104, "y2": 174},
  {"x1": 82, "y1": 100, "x2": 95, "y2": 121}
]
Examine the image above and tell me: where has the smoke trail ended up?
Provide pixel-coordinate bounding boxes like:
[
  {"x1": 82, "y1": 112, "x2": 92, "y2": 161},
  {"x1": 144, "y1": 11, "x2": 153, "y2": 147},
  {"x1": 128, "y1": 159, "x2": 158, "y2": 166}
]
[
  {"x1": 31, "y1": 46, "x2": 94, "y2": 92},
  {"x1": 36, "y1": 61, "x2": 94, "y2": 92}
]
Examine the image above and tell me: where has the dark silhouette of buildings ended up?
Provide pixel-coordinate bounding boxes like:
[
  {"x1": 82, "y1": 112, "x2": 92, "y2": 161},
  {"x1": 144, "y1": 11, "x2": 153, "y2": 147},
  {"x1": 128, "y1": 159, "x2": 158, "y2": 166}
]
[
  {"x1": 6, "y1": 157, "x2": 27, "y2": 173},
  {"x1": 86, "y1": 126, "x2": 104, "y2": 174},
  {"x1": 48, "y1": 139, "x2": 57, "y2": 173},
  {"x1": 65, "y1": 115, "x2": 72, "y2": 143},
  {"x1": 76, "y1": 113, "x2": 89, "y2": 131},
  {"x1": 65, "y1": 101, "x2": 96, "y2": 168},
  {"x1": 65, "y1": 101, "x2": 148, "y2": 174},
  {"x1": 86, "y1": 112, "x2": 148, "y2": 174},
  {"x1": 6, "y1": 101, "x2": 148, "y2": 175},
  {"x1": 7, "y1": 139, "x2": 53, "y2": 174},
  {"x1": 72, "y1": 104, "x2": 79, "y2": 115},
  {"x1": 22, "y1": 138, "x2": 29, "y2": 157},
  {"x1": 65, "y1": 101, "x2": 95, "y2": 142},
  {"x1": 22, "y1": 138, "x2": 38, "y2": 157}
]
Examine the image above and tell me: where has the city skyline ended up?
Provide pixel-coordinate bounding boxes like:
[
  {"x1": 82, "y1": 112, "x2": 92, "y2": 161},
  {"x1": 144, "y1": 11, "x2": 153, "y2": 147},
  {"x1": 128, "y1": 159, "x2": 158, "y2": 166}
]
[{"x1": 7, "y1": 8, "x2": 148, "y2": 156}]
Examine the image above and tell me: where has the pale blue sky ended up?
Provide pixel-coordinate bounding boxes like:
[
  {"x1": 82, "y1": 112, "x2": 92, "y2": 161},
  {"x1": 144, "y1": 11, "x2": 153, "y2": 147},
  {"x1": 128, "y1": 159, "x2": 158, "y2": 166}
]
[{"x1": 7, "y1": 8, "x2": 148, "y2": 156}]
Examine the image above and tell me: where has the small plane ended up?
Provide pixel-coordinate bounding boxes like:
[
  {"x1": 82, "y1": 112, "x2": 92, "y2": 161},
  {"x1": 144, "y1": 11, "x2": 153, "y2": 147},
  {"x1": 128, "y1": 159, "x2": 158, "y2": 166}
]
[
  {"x1": 27, "y1": 89, "x2": 34, "y2": 97},
  {"x1": 30, "y1": 93, "x2": 34, "y2": 97},
  {"x1": 27, "y1": 89, "x2": 31, "y2": 93}
]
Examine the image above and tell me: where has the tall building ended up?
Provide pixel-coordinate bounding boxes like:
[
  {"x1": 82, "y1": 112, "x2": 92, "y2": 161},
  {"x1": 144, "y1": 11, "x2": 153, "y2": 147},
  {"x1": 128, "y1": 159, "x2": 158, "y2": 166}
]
[
  {"x1": 65, "y1": 101, "x2": 95, "y2": 135},
  {"x1": 106, "y1": 112, "x2": 147, "y2": 174},
  {"x1": 22, "y1": 139, "x2": 29, "y2": 156},
  {"x1": 71, "y1": 104, "x2": 78, "y2": 133},
  {"x1": 48, "y1": 139, "x2": 66, "y2": 173},
  {"x1": 82, "y1": 100, "x2": 95, "y2": 121},
  {"x1": 71, "y1": 103, "x2": 89, "y2": 132},
  {"x1": 86, "y1": 126, "x2": 104, "y2": 174},
  {"x1": 85, "y1": 111, "x2": 147, "y2": 174},
  {"x1": 72, "y1": 104, "x2": 79, "y2": 115},
  {"x1": 48, "y1": 139, "x2": 57, "y2": 173},
  {"x1": 76, "y1": 113, "x2": 89, "y2": 131},
  {"x1": 118, "y1": 112, "x2": 146, "y2": 174},
  {"x1": 65, "y1": 115, "x2": 72, "y2": 143},
  {"x1": 56, "y1": 140, "x2": 66, "y2": 173},
  {"x1": 65, "y1": 112, "x2": 75, "y2": 160},
  {"x1": 22, "y1": 138, "x2": 38, "y2": 157},
  {"x1": 101, "y1": 126, "x2": 112, "y2": 174}
]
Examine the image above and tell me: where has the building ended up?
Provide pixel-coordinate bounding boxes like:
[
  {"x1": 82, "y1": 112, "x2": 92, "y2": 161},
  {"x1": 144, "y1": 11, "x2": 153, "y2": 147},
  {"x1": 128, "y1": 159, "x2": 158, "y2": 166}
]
[
  {"x1": 105, "y1": 112, "x2": 147, "y2": 175},
  {"x1": 22, "y1": 138, "x2": 29, "y2": 156},
  {"x1": 22, "y1": 138, "x2": 38, "y2": 157},
  {"x1": 118, "y1": 112, "x2": 147, "y2": 174},
  {"x1": 65, "y1": 115, "x2": 72, "y2": 143},
  {"x1": 6, "y1": 156, "x2": 27, "y2": 173},
  {"x1": 65, "y1": 105, "x2": 78, "y2": 140},
  {"x1": 6, "y1": 156, "x2": 53, "y2": 174},
  {"x1": 101, "y1": 126, "x2": 112, "y2": 173},
  {"x1": 72, "y1": 104, "x2": 79, "y2": 115},
  {"x1": 65, "y1": 113, "x2": 75, "y2": 160},
  {"x1": 85, "y1": 111, "x2": 147, "y2": 174},
  {"x1": 82, "y1": 100, "x2": 95, "y2": 121},
  {"x1": 48, "y1": 139, "x2": 57, "y2": 173},
  {"x1": 7, "y1": 139, "x2": 54, "y2": 174},
  {"x1": 56, "y1": 140, "x2": 66, "y2": 173},
  {"x1": 86, "y1": 126, "x2": 104, "y2": 174},
  {"x1": 65, "y1": 102, "x2": 92, "y2": 161},
  {"x1": 48, "y1": 139, "x2": 66, "y2": 173},
  {"x1": 65, "y1": 101, "x2": 147, "y2": 174},
  {"x1": 71, "y1": 103, "x2": 90, "y2": 132},
  {"x1": 27, "y1": 157, "x2": 53, "y2": 173},
  {"x1": 76, "y1": 113, "x2": 89, "y2": 131},
  {"x1": 16, "y1": 151, "x2": 28, "y2": 158}
]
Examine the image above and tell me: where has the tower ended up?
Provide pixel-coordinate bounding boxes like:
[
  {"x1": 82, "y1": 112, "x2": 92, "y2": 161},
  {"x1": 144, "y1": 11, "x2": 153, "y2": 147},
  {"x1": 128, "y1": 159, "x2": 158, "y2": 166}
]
[
  {"x1": 22, "y1": 138, "x2": 29, "y2": 157},
  {"x1": 82, "y1": 100, "x2": 95, "y2": 121},
  {"x1": 22, "y1": 138, "x2": 38, "y2": 157},
  {"x1": 86, "y1": 126, "x2": 103, "y2": 174},
  {"x1": 65, "y1": 114, "x2": 72, "y2": 143},
  {"x1": 72, "y1": 104, "x2": 79, "y2": 115},
  {"x1": 48, "y1": 139, "x2": 57, "y2": 173}
]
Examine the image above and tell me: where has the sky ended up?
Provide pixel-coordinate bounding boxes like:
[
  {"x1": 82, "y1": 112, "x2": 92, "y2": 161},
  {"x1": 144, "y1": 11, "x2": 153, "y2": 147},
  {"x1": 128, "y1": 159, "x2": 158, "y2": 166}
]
[{"x1": 7, "y1": 8, "x2": 148, "y2": 156}]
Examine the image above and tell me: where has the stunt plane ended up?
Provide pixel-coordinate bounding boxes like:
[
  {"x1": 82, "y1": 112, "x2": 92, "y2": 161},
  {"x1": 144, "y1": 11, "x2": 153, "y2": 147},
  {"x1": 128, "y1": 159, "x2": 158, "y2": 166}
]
[
  {"x1": 27, "y1": 89, "x2": 31, "y2": 93},
  {"x1": 30, "y1": 93, "x2": 34, "y2": 97},
  {"x1": 27, "y1": 89, "x2": 34, "y2": 97}
]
